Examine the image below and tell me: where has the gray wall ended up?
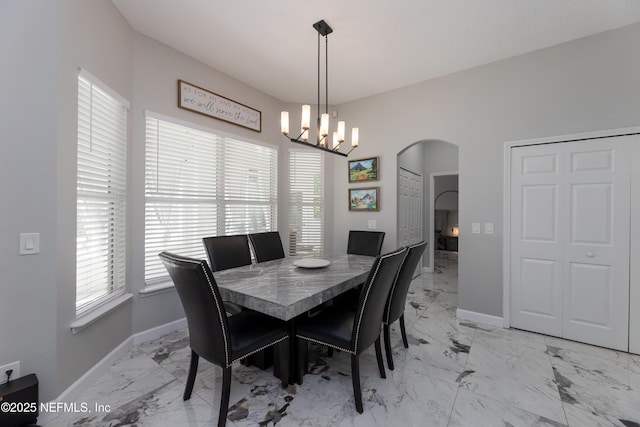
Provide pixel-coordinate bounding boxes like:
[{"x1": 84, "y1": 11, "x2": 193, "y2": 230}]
[
  {"x1": 332, "y1": 22, "x2": 640, "y2": 318},
  {"x1": 2, "y1": 0, "x2": 639, "y2": 401},
  {"x1": 1, "y1": 0, "x2": 60, "y2": 401},
  {"x1": 1, "y1": 0, "x2": 292, "y2": 401},
  {"x1": 55, "y1": 0, "x2": 135, "y2": 398},
  {"x1": 128, "y1": 33, "x2": 291, "y2": 333}
]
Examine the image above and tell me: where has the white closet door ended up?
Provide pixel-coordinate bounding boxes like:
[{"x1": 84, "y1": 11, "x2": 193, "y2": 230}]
[
  {"x1": 510, "y1": 138, "x2": 631, "y2": 351},
  {"x1": 398, "y1": 168, "x2": 423, "y2": 277},
  {"x1": 398, "y1": 168, "x2": 423, "y2": 247},
  {"x1": 510, "y1": 144, "x2": 564, "y2": 337},
  {"x1": 562, "y1": 138, "x2": 630, "y2": 351}
]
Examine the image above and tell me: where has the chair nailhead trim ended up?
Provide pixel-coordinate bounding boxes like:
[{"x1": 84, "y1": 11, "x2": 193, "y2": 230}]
[
  {"x1": 353, "y1": 247, "x2": 406, "y2": 354},
  {"x1": 161, "y1": 253, "x2": 231, "y2": 366},
  {"x1": 229, "y1": 335, "x2": 288, "y2": 367},
  {"x1": 296, "y1": 334, "x2": 354, "y2": 354},
  {"x1": 384, "y1": 248, "x2": 410, "y2": 322}
]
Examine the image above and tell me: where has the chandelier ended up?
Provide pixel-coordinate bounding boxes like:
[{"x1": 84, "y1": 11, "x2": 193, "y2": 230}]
[{"x1": 281, "y1": 20, "x2": 359, "y2": 157}]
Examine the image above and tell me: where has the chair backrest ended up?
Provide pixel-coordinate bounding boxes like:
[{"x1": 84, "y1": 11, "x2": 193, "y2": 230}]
[
  {"x1": 159, "y1": 252, "x2": 231, "y2": 367},
  {"x1": 351, "y1": 247, "x2": 407, "y2": 354},
  {"x1": 248, "y1": 231, "x2": 285, "y2": 263},
  {"x1": 384, "y1": 241, "x2": 427, "y2": 325},
  {"x1": 203, "y1": 235, "x2": 252, "y2": 272},
  {"x1": 347, "y1": 230, "x2": 386, "y2": 256}
]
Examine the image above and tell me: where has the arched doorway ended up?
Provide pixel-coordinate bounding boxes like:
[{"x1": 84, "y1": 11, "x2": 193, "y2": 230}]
[{"x1": 397, "y1": 139, "x2": 458, "y2": 275}]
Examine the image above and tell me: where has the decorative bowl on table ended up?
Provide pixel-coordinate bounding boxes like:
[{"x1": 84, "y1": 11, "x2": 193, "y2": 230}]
[{"x1": 293, "y1": 258, "x2": 331, "y2": 269}]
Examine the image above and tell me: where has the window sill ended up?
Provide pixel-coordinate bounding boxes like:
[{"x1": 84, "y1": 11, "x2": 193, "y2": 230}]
[
  {"x1": 138, "y1": 281, "x2": 175, "y2": 298},
  {"x1": 70, "y1": 293, "x2": 133, "y2": 335}
]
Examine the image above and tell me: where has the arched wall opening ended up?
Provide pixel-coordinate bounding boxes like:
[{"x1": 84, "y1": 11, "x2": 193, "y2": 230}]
[{"x1": 397, "y1": 139, "x2": 458, "y2": 273}]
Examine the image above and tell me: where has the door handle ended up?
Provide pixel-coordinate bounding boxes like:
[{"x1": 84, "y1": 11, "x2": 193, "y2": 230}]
[{"x1": 587, "y1": 252, "x2": 595, "y2": 258}]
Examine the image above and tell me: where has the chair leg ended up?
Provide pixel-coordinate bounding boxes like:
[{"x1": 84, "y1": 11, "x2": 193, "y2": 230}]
[
  {"x1": 399, "y1": 314, "x2": 409, "y2": 348},
  {"x1": 374, "y1": 337, "x2": 386, "y2": 379},
  {"x1": 274, "y1": 340, "x2": 290, "y2": 388},
  {"x1": 218, "y1": 367, "x2": 232, "y2": 427},
  {"x1": 351, "y1": 354, "x2": 363, "y2": 414},
  {"x1": 296, "y1": 338, "x2": 307, "y2": 385},
  {"x1": 383, "y1": 323, "x2": 394, "y2": 371},
  {"x1": 183, "y1": 349, "x2": 199, "y2": 400}
]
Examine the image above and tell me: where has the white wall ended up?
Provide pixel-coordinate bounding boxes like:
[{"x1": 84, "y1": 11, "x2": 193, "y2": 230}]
[{"x1": 332, "y1": 22, "x2": 640, "y2": 318}]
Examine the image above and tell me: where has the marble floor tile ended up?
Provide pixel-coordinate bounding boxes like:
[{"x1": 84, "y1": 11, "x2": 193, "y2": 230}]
[
  {"x1": 449, "y1": 388, "x2": 568, "y2": 427},
  {"x1": 546, "y1": 341, "x2": 640, "y2": 426},
  {"x1": 398, "y1": 313, "x2": 474, "y2": 384},
  {"x1": 460, "y1": 327, "x2": 566, "y2": 424},
  {"x1": 48, "y1": 250, "x2": 640, "y2": 427}
]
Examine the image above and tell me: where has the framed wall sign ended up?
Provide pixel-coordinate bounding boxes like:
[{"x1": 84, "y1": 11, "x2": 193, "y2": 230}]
[
  {"x1": 349, "y1": 187, "x2": 380, "y2": 211},
  {"x1": 178, "y1": 80, "x2": 262, "y2": 132},
  {"x1": 348, "y1": 157, "x2": 379, "y2": 182}
]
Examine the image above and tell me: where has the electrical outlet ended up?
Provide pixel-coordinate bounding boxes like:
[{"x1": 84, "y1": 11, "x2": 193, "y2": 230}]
[{"x1": 0, "y1": 361, "x2": 20, "y2": 385}]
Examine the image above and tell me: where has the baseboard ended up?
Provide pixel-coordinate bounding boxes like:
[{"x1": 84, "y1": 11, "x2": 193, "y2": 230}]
[
  {"x1": 39, "y1": 317, "x2": 187, "y2": 424},
  {"x1": 456, "y1": 308, "x2": 505, "y2": 328},
  {"x1": 132, "y1": 317, "x2": 187, "y2": 345}
]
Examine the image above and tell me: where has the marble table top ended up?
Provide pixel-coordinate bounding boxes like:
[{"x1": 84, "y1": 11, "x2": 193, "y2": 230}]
[{"x1": 213, "y1": 254, "x2": 375, "y2": 320}]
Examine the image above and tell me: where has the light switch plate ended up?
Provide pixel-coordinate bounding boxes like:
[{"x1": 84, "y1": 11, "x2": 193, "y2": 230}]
[
  {"x1": 19, "y1": 233, "x2": 40, "y2": 255},
  {"x1": 485, "y1": 223, "x2": 494, "y2": 234},
  {"x1": 472, "y1": 223, "x2": 481, "y2": 234},
  {"x1": 368, "y1": 220, "x2": 377, "y2": 229}
]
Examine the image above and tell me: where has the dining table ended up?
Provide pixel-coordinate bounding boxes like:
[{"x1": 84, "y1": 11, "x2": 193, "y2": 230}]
[
  {"x1": 212, "y1": 253, "x2": 376, "y2": 382},
  {"x1": 213, "y1": 253, "x2": 375, "y2": 321}
]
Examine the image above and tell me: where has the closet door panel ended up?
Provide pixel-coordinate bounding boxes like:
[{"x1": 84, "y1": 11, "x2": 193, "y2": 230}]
[
  {"x1": 510, "y1": 145, "x2": 564, "y2": 336},
  {"x1": 562, "y1": 139, "x2": 630, "y2": 351}
]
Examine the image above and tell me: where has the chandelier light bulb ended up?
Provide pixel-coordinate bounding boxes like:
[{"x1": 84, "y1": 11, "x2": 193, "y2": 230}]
[
  {"x1": 280, "y1": 20, "x2": 359, "y2": 157},
  {"x1": 280, "y1": 111, "x2": 289, "y2": 135},
  {"x1": 301, "y1": 105, "x2": 311, "y2": 130},
  {"x1": 320, "y1": 113, "x2": 329, "y2": 138},
  {"x1": 337, "y1": 121, "x2": 345, "y2": 142}
]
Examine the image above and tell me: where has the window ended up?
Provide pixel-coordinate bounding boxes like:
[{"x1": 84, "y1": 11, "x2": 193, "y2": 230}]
[
  {"x1": 144, "y1": 115, "x2": 278, "y2": 284},
  {"x1": 76, "y1": 69, "x2": 128, "y2": 314},
  {"x1": 289, "y1": 149, "x2": 324, "y2": 255}
]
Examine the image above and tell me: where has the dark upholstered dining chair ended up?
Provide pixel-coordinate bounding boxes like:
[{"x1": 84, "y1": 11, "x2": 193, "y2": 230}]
[
  {"x1": 295, "y1": 247, "x2": 407, "y2": 414},
  {"x1": 202, "y1": 235, "x2": 252, "y2": 315},
  {"x1": 383, "y1": 240, "x2": 427, "y2": 370},
  {"x1": 332, "y1": 230, "x2": 387, "y2": 311},
  {"x1": 159, "y1": 252, "x2": 289, "y2": 427},
  {"x1": 248, "y1": 231, "x2": 285, "y2": 263},
  {"x1": 203, "y1": 234, "x2": 252, "y2": 272},
  {"x1": 347, "y1": 230, "x2": 386, "y2": 257}
]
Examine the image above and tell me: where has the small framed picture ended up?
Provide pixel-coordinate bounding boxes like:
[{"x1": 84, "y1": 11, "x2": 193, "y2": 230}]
[
  {"x1": 349, "y1": 187, "x2": 380, "y2": 211},
  {"x1": 348, "y1": 157, "x2": 379, "y2": 182}
]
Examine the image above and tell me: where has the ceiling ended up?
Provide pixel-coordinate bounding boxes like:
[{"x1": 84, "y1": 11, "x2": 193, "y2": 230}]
[{"x1": 111, "y1": 0, "x2": 640, "y2": 105}]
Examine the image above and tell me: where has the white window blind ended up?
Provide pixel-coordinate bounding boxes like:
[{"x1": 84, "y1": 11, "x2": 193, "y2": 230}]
[
  {"x1": 145, "y1": 116, "x2": 277, "y2": 284},
  {"x1": 76, "y1": 70, "x2": 128, "y2": 314},
  {"x1": 289, "y1": 149, "x2": 324, "y2": 255}
]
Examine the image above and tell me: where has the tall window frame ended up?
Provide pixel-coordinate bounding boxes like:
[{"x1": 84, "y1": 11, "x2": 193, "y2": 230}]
[
  {"x1": 76, "y1": 69, "x2": 128, "y2": 314},
  {"x1": 144, "y1": 113, "x2": 278, "y2": 285},
  {"x1": 288, "y1": 149, "x2": 324, "y2": 255}
]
